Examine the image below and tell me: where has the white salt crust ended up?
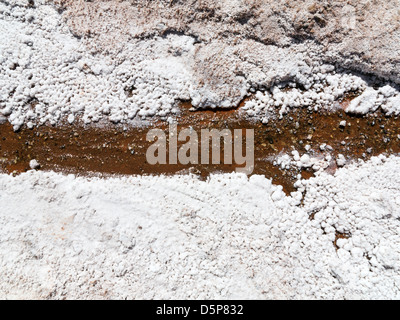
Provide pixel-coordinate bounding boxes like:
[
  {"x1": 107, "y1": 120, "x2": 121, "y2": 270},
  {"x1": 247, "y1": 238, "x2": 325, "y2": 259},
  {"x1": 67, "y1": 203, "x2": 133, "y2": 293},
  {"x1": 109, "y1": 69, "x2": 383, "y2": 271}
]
[
  {"x1": 1, "y1": 155, "x2": 400, "y2": 299},
  {"x1": 1, "y1": 1, "x2": 400, "y2": 131}
]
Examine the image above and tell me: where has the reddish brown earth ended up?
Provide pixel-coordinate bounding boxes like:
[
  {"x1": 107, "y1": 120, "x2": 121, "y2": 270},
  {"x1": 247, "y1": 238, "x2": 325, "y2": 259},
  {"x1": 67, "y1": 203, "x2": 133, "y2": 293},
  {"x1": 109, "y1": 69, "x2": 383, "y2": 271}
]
[{"x1": 0, "y1": 100, "x2": 399, "y2": 194}]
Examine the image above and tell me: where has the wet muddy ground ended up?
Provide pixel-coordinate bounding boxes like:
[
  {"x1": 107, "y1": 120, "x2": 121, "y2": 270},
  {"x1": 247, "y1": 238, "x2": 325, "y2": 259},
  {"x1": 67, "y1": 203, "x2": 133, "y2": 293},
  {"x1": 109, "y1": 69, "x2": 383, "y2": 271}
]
[{"x1": 0, "y1": 99, "x2": 399, "y2": 195}]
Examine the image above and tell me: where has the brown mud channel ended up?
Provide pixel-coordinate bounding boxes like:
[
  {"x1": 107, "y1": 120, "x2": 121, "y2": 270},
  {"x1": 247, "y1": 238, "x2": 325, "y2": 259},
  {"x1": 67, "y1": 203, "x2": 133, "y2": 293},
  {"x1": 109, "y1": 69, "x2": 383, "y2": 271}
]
[{"x1": 1, "y1": 101, "x2": 400, "y2": 194}]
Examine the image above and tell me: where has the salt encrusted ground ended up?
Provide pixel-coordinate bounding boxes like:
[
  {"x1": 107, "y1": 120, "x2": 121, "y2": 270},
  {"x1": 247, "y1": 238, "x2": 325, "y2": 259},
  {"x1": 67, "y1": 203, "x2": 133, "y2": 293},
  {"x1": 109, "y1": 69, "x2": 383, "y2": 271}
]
[
  {"x1": 1, "y1": 155, "x2": 400, "y2": 299},
  {"x1": 1, "y1": 0, "x2": 400, "y2": 300},
  {"x1": 1, "y1": 0, "x2": 400, "y2": 130}
]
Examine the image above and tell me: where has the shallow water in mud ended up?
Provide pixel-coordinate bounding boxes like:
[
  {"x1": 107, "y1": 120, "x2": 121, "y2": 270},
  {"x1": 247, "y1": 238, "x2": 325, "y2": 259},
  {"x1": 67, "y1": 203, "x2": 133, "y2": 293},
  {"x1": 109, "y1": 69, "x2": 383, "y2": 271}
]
[{"x1": 0, "y1": 100, "x2": 399, "y2": 194}]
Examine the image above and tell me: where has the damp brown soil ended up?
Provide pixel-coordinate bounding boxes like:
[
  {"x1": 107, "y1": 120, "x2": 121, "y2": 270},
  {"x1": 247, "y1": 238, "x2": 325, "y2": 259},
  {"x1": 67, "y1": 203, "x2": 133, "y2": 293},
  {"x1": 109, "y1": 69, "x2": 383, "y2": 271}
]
[{"x1": 0, "y1": 101, "x2": 399, "y2": 195}]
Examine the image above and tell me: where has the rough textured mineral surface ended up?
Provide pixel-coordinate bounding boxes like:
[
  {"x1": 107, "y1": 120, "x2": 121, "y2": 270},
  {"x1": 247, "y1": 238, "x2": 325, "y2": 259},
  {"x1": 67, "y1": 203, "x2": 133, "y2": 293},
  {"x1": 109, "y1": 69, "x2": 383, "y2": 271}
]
[
  {"x1": 1, "y1": 1, "x2": 399, "y2": 126},
  {"x1": 56, "y1": 0, "x2": 400, "y2": 106}
]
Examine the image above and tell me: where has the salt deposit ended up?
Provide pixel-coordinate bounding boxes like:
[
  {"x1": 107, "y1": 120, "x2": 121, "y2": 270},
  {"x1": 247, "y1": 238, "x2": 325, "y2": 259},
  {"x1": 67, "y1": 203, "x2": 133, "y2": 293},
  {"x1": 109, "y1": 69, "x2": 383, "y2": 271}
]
[
  {"x1": 1, "y1": 1, "x2": 400, "y2": 130},
  {"x1": 1, "y1": 0, "x2": 400, "y2": 300},
  {"x1": 1, "y1": 155, "x2": 400, "y2": 299}
]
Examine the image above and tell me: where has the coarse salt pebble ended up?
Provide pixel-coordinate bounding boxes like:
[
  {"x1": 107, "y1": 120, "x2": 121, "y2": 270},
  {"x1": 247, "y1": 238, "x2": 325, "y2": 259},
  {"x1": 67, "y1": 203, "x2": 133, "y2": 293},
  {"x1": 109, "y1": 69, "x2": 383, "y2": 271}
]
[
  {"x1": 29, "y1": 159, "x2": 40, "y2": 170},
  {"x1": 68, "y1": 114, "x2": 75, "y2": 124},
  {"x1": 300, "y1": 154, "x2": 311, "y2": 166},
  {"x1": 336, "y1": 154, "x2": 346, "y2": 167}
]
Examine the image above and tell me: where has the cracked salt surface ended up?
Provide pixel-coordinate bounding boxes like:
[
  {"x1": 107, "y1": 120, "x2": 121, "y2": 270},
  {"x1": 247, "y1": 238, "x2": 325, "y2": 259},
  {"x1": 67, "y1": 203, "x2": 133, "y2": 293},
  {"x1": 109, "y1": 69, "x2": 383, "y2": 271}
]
[{"x1": 1, "y1": 155, "x2": 400, "y2": 299}]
